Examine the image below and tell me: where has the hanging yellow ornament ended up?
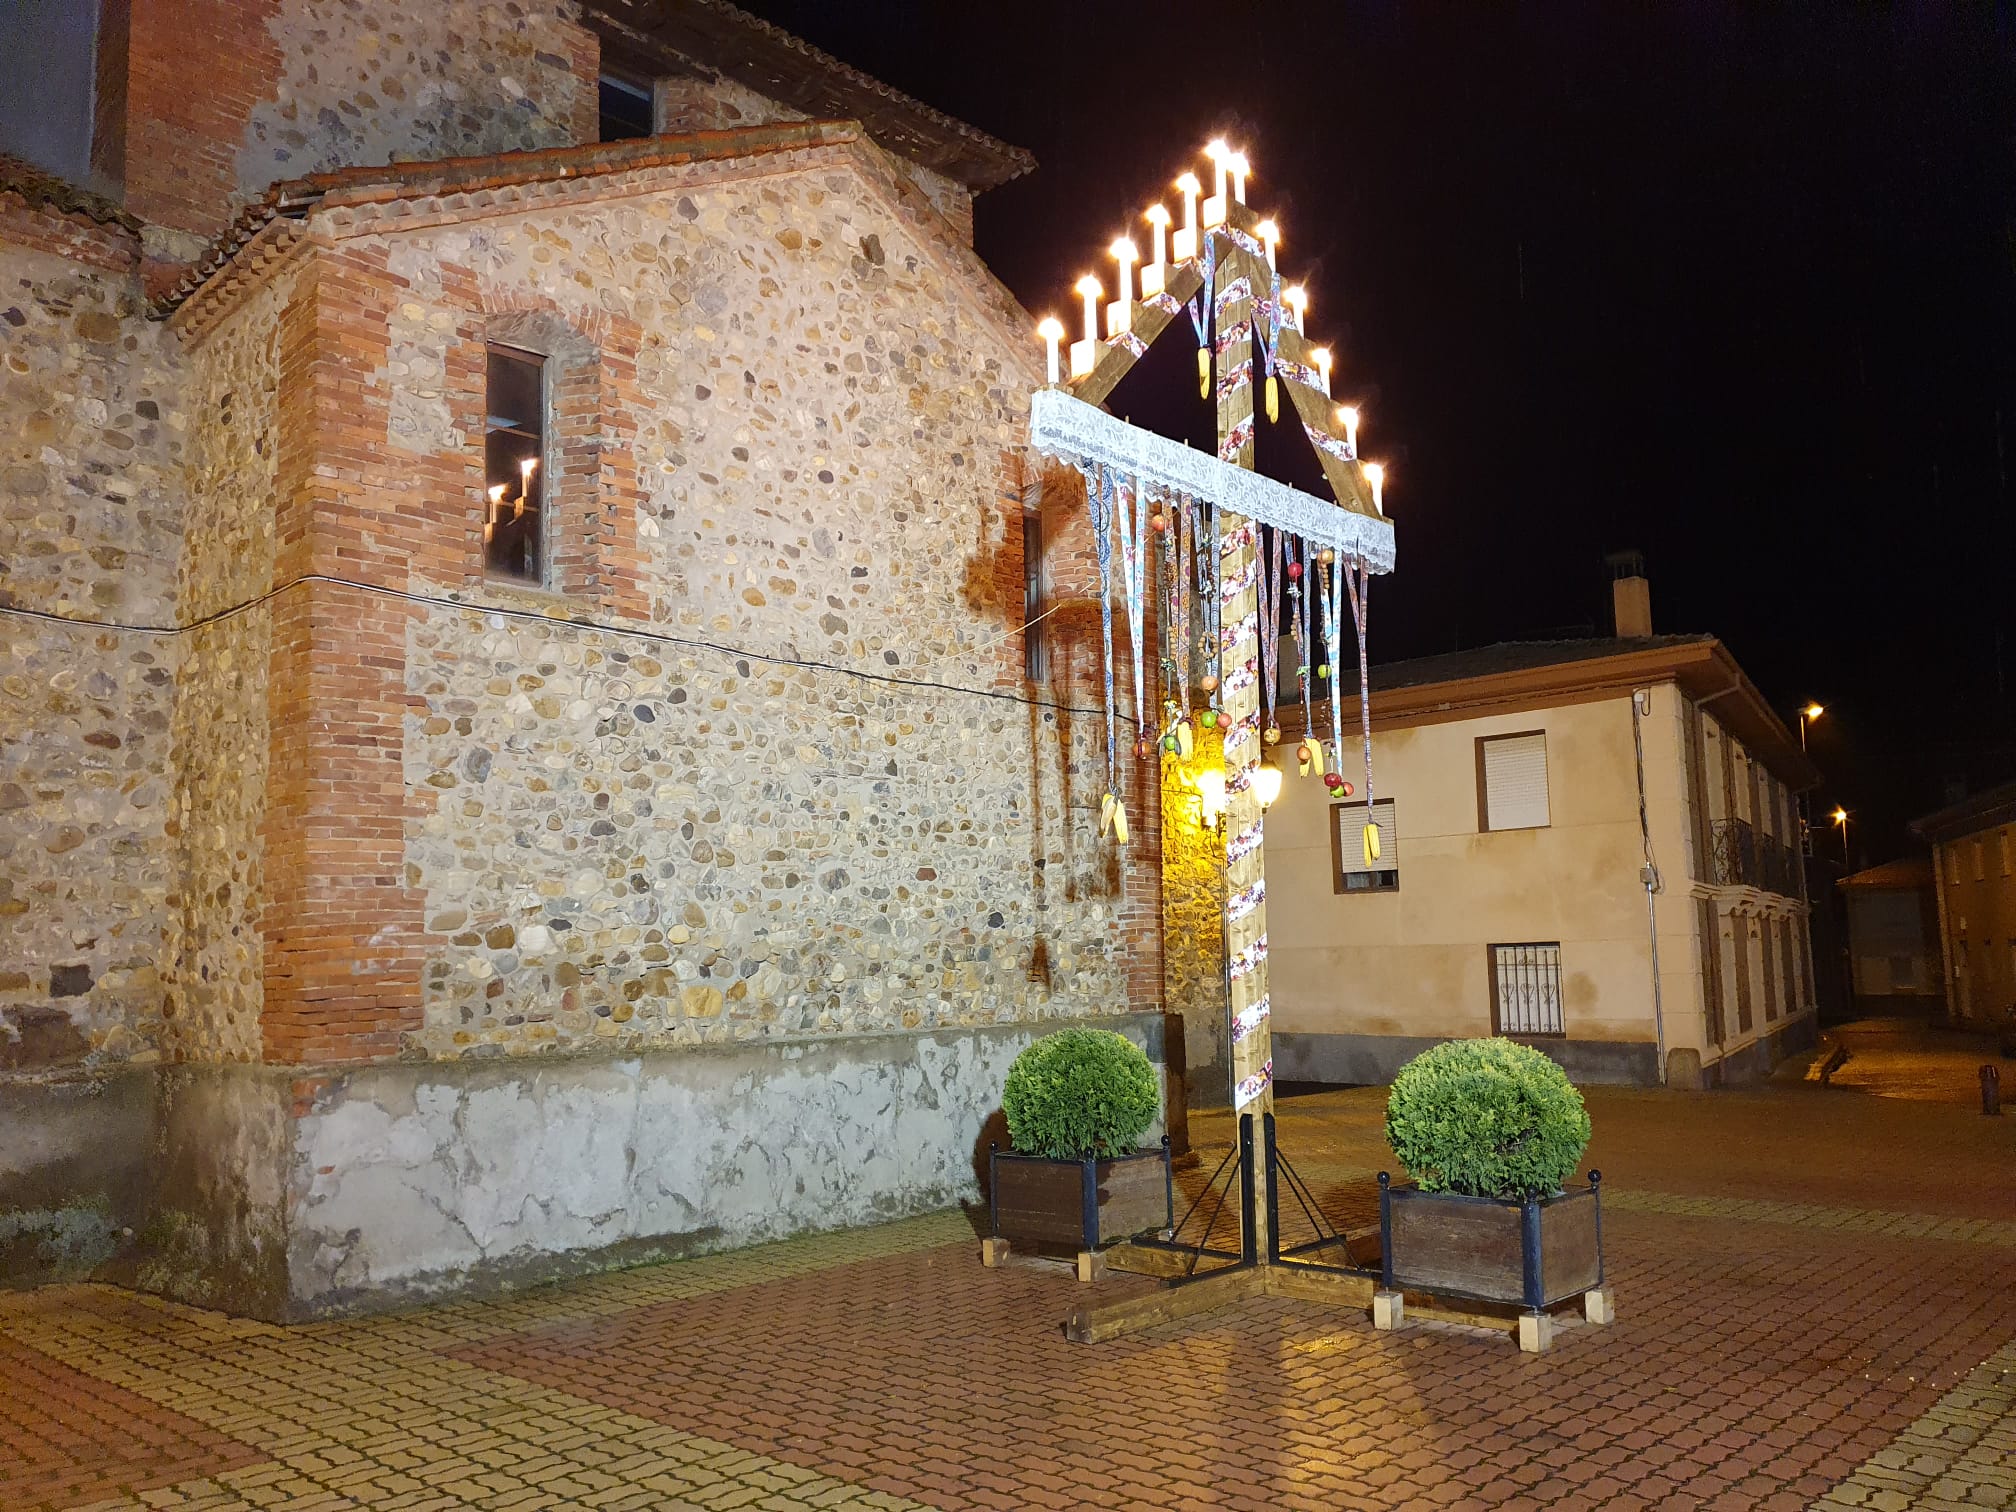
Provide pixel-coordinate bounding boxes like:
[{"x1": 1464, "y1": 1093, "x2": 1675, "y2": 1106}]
[
  {"x1": 1197, "y1": 347, "x2": 1210, "y2": 398},
  {"x1": 1099, "y1": 791, "x2": 1117, "y2": 838},
  {"x1": 1176, "y1": 719, "x2": 1196, "y2": 760},
  {"x1": 1113, "y1": 802, "x2": 1130, "y2": 846},
  {"x1": 1265, "y1": 373, "x2": 1279, "y2": 423},
  {"x1": 1363, "y1": 821, "x2": 1381, "y2": 867}
]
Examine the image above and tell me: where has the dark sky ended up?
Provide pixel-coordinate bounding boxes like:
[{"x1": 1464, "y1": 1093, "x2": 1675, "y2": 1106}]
[{"x1": 741, "y1": 1, "x2": 2016, "y2": 864}]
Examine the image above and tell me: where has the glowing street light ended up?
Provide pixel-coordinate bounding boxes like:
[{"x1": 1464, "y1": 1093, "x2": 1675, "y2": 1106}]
[
  {"x1": 1832, "y1": 805, "x2": 1850, "y2": 864},
  {"x1": 1255, "y1": 762, "x2": 1284, "y2": 811}
]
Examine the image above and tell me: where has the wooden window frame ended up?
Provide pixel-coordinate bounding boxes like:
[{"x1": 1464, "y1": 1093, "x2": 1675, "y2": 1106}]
[
  {"x1": 1331, "y1": 798, "x2": 1399, "y2": 894},
  {"x1": 1475, "y1": 730, "x2": 1550, "y2": 833},
  {"x1": 483, "y1": 343, "x2": 549, "y2": 588}
]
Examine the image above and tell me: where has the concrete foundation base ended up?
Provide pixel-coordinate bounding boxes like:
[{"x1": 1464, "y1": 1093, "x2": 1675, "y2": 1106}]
[
  {"x1": 1275, "y1": 1031, "x2": 1662, "y2": 1087},
  {"x1": 3, "y1": 1013, "x2": 1166, "y2": 1320}
]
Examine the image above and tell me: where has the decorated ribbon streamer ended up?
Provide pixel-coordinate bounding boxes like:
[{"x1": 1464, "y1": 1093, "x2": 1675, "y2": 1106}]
[
  {"x1": 1326, "y1": 551, "x2": 1348, "y2": 781},
  {"x1": 1230, "y1": 994, "x2": 1271, "y2": 1045},
  {"x1": 1343, "y1": 551, "x2": 1377, "y2": 843},
  {"x1": 1260, "y1": 528, "x2": 1283, "y2": 738},
  {"x1": 1228, "y1": 933, "x2": 1269, "y2": 981},
  {"x1": 1227, "y1": 876, "x2": 1266, "y2": 924},
  {"x1": 1116, "y1": 475, "x2": 1148, "y2": 741},
  {"x1": 1226, "y1": 819, "x2": 1264, "y2": 865},
  {"x1": 1234, "y1": 1060, "x2": 1273, "y2": 1111},
  {"x1": 1086, "y1": 463, "x2": 1118, "y2": 831}
]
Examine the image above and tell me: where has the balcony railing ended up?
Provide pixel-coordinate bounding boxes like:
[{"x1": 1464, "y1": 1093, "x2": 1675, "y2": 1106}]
[{"x1": 1709, "y1": 818, "x2": 1800, "y2": 898}]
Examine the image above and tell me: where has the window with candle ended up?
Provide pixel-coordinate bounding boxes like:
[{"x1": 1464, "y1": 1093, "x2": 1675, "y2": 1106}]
[{"x1": 484, "y1": 345, "x2": 547, "y2": 584}]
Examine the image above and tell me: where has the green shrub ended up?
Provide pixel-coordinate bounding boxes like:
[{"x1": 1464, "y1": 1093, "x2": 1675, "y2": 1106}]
[
  {"x1": 1002, "y1": 1028, "x2": 1160, "y2": 1160},
  {"x1": 1384, "y1": 1037, "x2": 1591, "y2": 1200}
]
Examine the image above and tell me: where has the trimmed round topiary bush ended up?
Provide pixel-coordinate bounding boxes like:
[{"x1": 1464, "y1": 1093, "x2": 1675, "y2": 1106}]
[
  {"x1": 1384, "y1": 1037, "x2": 1591, "y2": 1201},
  {"x1": 1002, "y1": 1028, "x2": 1160, "y2": 1160}
]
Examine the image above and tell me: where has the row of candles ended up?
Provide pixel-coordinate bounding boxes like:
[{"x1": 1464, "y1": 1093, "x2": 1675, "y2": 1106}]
[
  {"x1": 1036, "y1": 140, "x2": 1387, "y2": 515},
  {"x1": 483, "y1": 456, "x2": 539, "y2": 544}
]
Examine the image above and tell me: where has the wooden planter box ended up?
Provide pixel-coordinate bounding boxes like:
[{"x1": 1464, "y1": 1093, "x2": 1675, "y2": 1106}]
[
  {"x1": 1379, "y1": 1171, "x2": 1604, "y2": 1312},
  {"x1": 989, "y1": 1144, "x2": 1172, "y2": 1253}
]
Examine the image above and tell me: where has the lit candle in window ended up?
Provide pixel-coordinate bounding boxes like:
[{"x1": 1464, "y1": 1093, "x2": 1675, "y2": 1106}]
[
  {"x1": 1106, "y1": 237, "x2": 1137, "y2": 337},
  {"x1": 487, "y1": 483, "x2": 508, "y2": 520},
  {"x1": 1363, "y1": 461, "x2": 1385, "y2": 514},
  {"x1": 1173, "y1": 173, "x2": 1202, "y2": 263},
  {"x1": 517, "y1": 456, "x2": 538, "y2": 517},
  {"x1": 1142, "y1": 204, "x2": 1170, "y2": 297},
  {"x1": 1256, "y1": 219, "x2": 1279, "y2": 269},
  {"x1": 1311, "y1": 346, "x2": 1331, "y2": 396},
  {"x1": 1037, "y1": 316, "x2": 1065, "y2": 385},
  {"x1": 1071, "y1": 275, "x2": 1102, "y2": 379},
  {"x1": 1336, "y1": 404, "x2": 1359, "y2": 457},
  {"x1": 1283, "y1": 284, "x2": 1307, "y2": 330}
]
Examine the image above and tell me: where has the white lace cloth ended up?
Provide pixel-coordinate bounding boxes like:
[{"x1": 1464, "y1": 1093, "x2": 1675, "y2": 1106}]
[{"x1": 1029, "y1": 388, "x2": 1396, "y2": 573}]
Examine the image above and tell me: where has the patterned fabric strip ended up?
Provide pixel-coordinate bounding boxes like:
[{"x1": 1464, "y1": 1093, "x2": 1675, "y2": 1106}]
[
  {"x1": 1226, "y1": 819, "x2": 1264, "y2": 865},
  {"x1": 1086, "y1": 464, "x2": 1117, "y2": 807},
  {"x1": 1228, "y1": 933, "x2": 1269, "y2": 980},
  {"x1": 1234, "y1": 1059, "x2": 1273, "y2": 1111},
  {"x1": 1306, "y1": 424, "x2": 1358, "y2": 464},
  {"x1": 1231, "y1": 994, "x2": 1271, "y2": 1045},
  {"x1": 1228, "y1": 876, "x2": 1266, "y2": 923}
]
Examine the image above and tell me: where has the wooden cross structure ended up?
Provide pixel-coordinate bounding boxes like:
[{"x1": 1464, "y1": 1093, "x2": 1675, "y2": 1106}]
[{"x1": 1028, "y1": 145, "x2": 1398, "y2": 1338}]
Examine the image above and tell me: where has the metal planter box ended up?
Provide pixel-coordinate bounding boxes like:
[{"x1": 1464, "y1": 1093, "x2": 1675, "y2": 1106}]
[
  {"x1": 1379, "y1": 1171, "x2": 1604, "y2": 1311},
  {"x1": 989, "y1": 1145, "x2": 1173, "y2": 1252}
]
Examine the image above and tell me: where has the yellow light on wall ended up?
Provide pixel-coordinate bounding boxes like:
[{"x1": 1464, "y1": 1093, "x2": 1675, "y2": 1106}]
[
  {"x1": 1194, "y1": 766, "x2": 1227, "y2": 830},
  {"x1": 1255, "y1": 762, "x2": 1284, "y2": 811}
]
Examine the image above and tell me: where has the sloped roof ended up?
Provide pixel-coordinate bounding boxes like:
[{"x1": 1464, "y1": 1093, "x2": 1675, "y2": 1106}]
[
  {"x1": 1838, "y1": 857, "x2": 1935, "y2": 892},
  {"x1": 1910, "y1": 779, "x2": 2016, "y2": 844},
  {"x1": 583, "y1": 0, "x2": 1033, "y2": 190},
  {"x1": 0, "y1": 153, "x2": 139, "y2": 233},
  {"x1": 1362, "y1": 635, "x2": 1716, "y2": 694},
  {"x1": 1281, "y1": 632, "x2": 1819, "y2": 790}
]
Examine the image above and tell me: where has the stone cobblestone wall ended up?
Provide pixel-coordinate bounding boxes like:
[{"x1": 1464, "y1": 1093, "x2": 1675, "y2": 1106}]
[
  {"x1": 1161, "y1": 723, "x2": 1229, "y2": 1106},
  {"x1": 239, "y1": 0, "x2": 598, "y2": 192},
  {"x1": 0, "y1": 237, "x2": 183, "y2": 1072},
  {"x1": 352, "y1": 150, "x2": 1137, "y2": 1058}
]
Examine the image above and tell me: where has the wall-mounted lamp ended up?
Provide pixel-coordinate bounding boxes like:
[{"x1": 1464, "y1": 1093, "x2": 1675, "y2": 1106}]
[
  {"x1": 1195, "y1": 766, "x2": 1227, "y2": 830},
  {"x1": 1255, "y1": 762, "x2": 1284, "y2": 811}
]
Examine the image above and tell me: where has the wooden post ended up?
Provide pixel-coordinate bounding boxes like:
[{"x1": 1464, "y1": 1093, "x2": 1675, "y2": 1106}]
[{"x1": 1212, "y1": 236, "x2": 1273, "y2": 1263}]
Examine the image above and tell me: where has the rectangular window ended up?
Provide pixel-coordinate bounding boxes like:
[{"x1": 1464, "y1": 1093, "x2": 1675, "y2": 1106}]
[
  {"x1": 1490, "y1": 943, "x2": 1565, "y2": 1035},
  {"x1": 1021, "y1": 507, "x2": 1047, "y2": 682},
  {"x1": 1478, "y1": 731, "x2": 1550, "y2": 831},
  {"x1": 598, "y1": 74, "x2": 654, "y2": 141},
  {"x1": 1949, "y1": 847, "x2": 1961, "y2": 886},
  {"x1": 1974, "y1": 840, "x2": 1986, "y2": 881},
  {"x1": 1332, "y1": 799, "x2": 1399, "y2": 893},
  {"x1": 484, "y1": 346, "x2": 546, "y2": 584},
  {"x1": 2001, "y1": 830, "x2": 2011, "y2": 877}
]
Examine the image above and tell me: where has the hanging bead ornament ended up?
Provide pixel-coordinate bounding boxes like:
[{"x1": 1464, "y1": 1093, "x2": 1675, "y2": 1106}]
[
  {"x1": 1115, "y1": 471, "x2": 1149, "y2": 767},
  {"x1": 1343, "y1": 551, "x2": 1378, "y2": 866}
]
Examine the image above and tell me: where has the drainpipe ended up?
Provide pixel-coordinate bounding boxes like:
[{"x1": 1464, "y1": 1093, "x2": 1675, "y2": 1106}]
[{"x1": 1630, "y1": 688, "x2": 1669, "y2": 1084}]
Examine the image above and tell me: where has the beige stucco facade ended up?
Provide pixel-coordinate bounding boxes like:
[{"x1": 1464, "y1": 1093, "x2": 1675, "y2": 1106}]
[
  {"x1": 1269, "y1": 646, "x2": 1819, "y2": 1087},
  {"x1": 1916, "y1": 789, "x2": 2016, "y2": 1027}
]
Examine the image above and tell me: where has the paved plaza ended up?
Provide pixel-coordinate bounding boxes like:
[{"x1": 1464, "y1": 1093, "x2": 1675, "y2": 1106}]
[{"x1": 4, "y1": 1074, "x2": 2013, "y2": 1512}]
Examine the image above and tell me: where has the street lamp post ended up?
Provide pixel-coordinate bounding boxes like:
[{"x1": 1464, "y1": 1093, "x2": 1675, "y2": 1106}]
[
  {"x1": 1831, "y1": 806, "x2": 1850, "y2": 866},
  {"x1": 1796, "y1": 703, "x2": 1824, "y2": 854},
  {"x1": 1798, "y1": 702, "x2": 1823, "y2": 751}
]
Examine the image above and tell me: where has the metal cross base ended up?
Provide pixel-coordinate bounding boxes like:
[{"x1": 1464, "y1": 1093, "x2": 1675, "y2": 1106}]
[{"x1": 1063, "y1": 1114, "x2": 1618, "y2": 1352}]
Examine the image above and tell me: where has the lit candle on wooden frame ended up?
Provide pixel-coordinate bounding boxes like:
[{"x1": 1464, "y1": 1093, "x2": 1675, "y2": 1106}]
[
  {"x1": 1336, "y1": 404, "x2": 1359, "y2": 456},
  {"x1": 1071, "y1": 275, "x2": 1102, "y2": 378},
  {"x1": 1229, "y1": 151, "x2": 1250, "y2": 204},
  {"x1": 1311, "y1": 346, "x2": 1332, "y2": 396},
  {"x1": 1256, "y1": 219, "x2": 1279, "y2": 269},
  {"x1": 1283, "y1": 284, "x2": 1307, "y2": 330},
  {"x1": 1363, "y1": 461, "x2": 1386, "y2": 514},
  {"x1": 1142, "y1": 205, "x2": 1171, "y2": 297},
  {"x1": 1106, "y1": 237, "x2": 1137, "y2": 337},
  {"x1": 1037, "y1": 316, "x2": 1065, "y2": 386},
  {"x1": 1173, "y1": 173, "x2": 1202, "y2": 263}
]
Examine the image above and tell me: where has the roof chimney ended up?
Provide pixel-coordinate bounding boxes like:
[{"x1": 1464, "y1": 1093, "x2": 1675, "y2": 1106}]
[{"x1": 1607, "y1": 550, "x2": 1652, "y2": 638}]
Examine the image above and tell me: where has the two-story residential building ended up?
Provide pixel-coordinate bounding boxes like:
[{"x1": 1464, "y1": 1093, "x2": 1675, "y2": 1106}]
[
  {"x1": 0, "y1": 0, "x2": 1170, "y2": 1318},
  {"x1": 1268, "y1": 567, "x2": 1821, "y2": 1088},
  {"x1": 1910, "y1": 781, "x2": 2016, "y2": 1027}
]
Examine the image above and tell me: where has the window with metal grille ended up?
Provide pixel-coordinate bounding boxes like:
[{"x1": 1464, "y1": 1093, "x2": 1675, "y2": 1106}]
[
  {"x1": 1021, "y1": 507, "x2": 1048, "y2": 682},
  {"x1": 1490, "y1": 942, "x2": 1566, "y2": 1036},
  {"x1": 1332, "y1": 799, "x2": 1398, "y2": 893},
  {"x1": 484, "y1": 346, "x2": 546, "y2": 584},
  {"x1": 1478, "y1": 731, "x2": 1550, "y2": 831}
]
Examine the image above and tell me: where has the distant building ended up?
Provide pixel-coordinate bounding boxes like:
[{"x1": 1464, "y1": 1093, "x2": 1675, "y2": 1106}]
[
  {"x1": 1270, "y1": 565, "x2": 1821, "y2": 1088},
  {"x1": 1909, "y1": 782, "x2": 2016, "y2": 1027},
  {"x1": 1836, "y1": 859, "x2": 1941, "y2": 1017}
]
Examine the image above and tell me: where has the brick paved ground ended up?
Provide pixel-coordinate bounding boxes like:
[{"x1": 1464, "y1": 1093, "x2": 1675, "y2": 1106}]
[{"x1": 3, "y1": 1082, "x2": 2013, "y2": 1511}]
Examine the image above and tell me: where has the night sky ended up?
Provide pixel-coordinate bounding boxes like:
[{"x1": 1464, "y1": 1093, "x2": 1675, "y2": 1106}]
[{"x1": 744, "y1": 0, "x2": 2016, "y2": 865}]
